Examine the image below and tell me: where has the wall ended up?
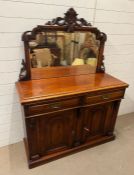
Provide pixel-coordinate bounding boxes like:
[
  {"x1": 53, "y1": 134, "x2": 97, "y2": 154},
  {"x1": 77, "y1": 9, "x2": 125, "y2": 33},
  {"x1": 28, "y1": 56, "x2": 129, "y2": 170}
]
[{"x1": 0, "y1": 0, "x2": 133, "y2": 147}]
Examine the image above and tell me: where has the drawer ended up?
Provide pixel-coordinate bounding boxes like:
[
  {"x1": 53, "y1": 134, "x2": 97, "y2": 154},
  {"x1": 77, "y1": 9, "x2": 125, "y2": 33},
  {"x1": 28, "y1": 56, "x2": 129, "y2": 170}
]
[
  {"x1": 85, "y1": 90, "x2": 124, "y2": 105},
  {"x1": 25, "y1": 98, "x2": 80, "y2": 116}
]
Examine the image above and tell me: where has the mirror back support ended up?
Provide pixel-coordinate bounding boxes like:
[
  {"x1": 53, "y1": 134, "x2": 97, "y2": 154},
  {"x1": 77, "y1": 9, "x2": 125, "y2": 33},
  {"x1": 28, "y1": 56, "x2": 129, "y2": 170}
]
[{"x1": 19, "y1": 8, "x2": 107, "y2": 81}]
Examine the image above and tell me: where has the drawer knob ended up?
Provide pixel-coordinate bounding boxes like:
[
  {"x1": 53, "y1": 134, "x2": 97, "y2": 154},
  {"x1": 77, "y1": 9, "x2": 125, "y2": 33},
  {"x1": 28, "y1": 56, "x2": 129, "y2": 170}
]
[
  {"x1": 102, "y1": 94, "x2": 109, "y2": 100},
  {"x1": 84, "y1": 127, "x2": 90, "y2": 132},
  {"x1": 49, "y1": 102, "x2": 61, "y2": 109}
]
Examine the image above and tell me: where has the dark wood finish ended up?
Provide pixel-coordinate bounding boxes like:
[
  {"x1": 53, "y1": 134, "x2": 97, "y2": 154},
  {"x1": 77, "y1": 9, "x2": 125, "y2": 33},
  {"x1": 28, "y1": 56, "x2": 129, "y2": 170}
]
[
  {"x1": 46, "y1": 7, "x2": 92, "y2": 27},
  {"x1": 26, "y1": 109, "x2": 77, "y2": 160},
  {"x1": 16, "y1": 70, "x2": 128, "y2": 168},
  {"x1": 24, "y1": 134, "x2": 115, "y2": 168},
  {"x1": 19, "y1": 8, "x2": 107, "y2": 81},
  {"x1": 25, "y1": 97, "x2": 80, "y2": 116},
  {"x1": 85, "y1": 90, "x2": 124, "y2": 105},
  {"x1": 81, "y1": 101, "x2": 119, "y2": 142},
  {"x1": 16, "y1": 8, "x2": 128, "y2": 168}
]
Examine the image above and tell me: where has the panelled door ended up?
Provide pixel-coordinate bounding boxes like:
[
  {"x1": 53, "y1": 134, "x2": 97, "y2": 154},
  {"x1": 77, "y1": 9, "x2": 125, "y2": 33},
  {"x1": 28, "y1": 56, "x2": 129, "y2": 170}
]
[
  {"x1": 26, "y1": 109, "x2": 77, "y2": 160},
  {"x1": 81, "y1": 101, "x2": 119, "y2": 142}
]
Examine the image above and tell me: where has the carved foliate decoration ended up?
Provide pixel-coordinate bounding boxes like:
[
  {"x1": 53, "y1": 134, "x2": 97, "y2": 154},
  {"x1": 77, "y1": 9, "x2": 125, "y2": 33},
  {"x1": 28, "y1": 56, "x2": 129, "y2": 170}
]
[
  {"x1": 98, "y1": 32, "x2": 107, "y2": 43},
  {"x1": 96, "y1": 55, "x2": 105, "y2": 73},
  {"x1": 19, "y1": 59, "x2": 28, "y2": 81},
  {"x1": 46, "y1": 8, "x2": 91, "y2": 32},
  {"x1": 20, "y1": 8, "x2": 107, "y2": 80}
]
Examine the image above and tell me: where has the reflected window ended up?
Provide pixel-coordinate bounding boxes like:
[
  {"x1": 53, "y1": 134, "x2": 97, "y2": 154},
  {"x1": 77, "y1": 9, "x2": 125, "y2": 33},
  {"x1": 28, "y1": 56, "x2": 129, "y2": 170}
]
[{"x1": 29, "y1": 31, "x2": 100, "y2": 68}]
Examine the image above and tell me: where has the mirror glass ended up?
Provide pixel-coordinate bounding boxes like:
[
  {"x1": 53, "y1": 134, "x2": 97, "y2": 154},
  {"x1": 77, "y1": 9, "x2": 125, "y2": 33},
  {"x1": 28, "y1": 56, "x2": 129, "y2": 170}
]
[{"x1": 28, "y1": 31, "x2": 100, "y2": 69}]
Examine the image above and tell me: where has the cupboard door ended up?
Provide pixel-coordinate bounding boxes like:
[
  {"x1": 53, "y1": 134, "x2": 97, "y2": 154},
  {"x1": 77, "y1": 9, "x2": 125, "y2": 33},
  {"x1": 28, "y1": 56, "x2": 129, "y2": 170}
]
[
  {"x1": 39, "y1": 109, "x2": 77, "y2": 155},
  {"x1": 81, "y1": 102, "x2": 118, "y2": 142},
  {"x1": 26, "y1": 109, "x2": 77, "y2": 160}
]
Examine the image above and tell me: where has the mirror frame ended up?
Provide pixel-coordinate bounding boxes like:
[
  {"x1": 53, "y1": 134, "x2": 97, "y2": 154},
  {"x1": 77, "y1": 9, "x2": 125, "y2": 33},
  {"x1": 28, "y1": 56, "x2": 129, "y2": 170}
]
[{"x1": 19, "y1": 8, "x2": 107, "y2": 81}]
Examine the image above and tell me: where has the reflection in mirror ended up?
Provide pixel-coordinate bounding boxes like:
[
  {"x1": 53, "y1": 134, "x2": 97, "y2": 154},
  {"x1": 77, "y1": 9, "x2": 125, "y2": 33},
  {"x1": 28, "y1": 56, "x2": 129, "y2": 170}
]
[{"x1": 29, "y1": 31, "x2": 100, "y2": 69}]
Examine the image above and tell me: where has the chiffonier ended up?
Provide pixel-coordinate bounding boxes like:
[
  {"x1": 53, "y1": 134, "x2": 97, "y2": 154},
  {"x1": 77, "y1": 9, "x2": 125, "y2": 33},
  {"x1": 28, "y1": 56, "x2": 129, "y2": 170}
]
[{"x1": 16, "y1": 8, "x2": 128, "y2": 168}]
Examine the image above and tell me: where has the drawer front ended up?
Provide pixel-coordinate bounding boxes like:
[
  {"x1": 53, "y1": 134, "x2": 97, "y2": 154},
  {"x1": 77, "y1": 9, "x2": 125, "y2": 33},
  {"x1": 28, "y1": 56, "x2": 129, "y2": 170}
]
[
  {"x1": 25, "y1": 98, "x2": 80, "y2": 116},
  {"x1": 85, "y1": 90, "x2": 124, "y2": 105}
]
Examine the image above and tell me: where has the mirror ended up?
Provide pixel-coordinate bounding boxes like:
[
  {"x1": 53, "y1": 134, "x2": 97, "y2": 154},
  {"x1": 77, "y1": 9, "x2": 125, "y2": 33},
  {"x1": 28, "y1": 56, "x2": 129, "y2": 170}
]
[
  {"x1": 20, "y1": 8, "x2": 106, "y2": 81},
  {"x1": 29, "y1": 31, "x2": 100, "y2": 68}
]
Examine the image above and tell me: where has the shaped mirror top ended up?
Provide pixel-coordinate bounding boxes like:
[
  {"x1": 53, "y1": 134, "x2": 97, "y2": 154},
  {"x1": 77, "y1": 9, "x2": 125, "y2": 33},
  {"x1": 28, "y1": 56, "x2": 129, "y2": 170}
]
[{"x1": 19, "y1": 8, "x2": 106, "y2": 81}]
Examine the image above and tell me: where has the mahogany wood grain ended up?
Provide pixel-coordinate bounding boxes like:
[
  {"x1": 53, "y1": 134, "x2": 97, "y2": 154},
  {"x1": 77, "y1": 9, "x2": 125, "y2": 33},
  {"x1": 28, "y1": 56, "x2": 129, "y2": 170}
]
[
  {"x1": 16, "y1": 68, "x2": 128, "y2": 168},
  {"x1": 26, "y1": 135, "x2": 115, "y2": 168},
  {"x1": 85, "y1": 90, "x2": 124, "y2": 105},
  {"x1": 17, "y1": 8, "x2": 129, "y2": 169},
  {"x1": 16, "y1": 73, "x2": 128, "y2": 104},
  {"x1": 25, "y1": 98, "x2": 80, "y2": 116},
  {"x1": 31, "y1": 65, "x2": 96, "y2": 79}
]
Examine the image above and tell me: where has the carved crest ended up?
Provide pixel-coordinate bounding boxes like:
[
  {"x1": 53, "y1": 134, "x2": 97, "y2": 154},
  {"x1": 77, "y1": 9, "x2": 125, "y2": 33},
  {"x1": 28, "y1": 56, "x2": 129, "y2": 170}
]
[
  {"x1": 46, "y1": 8, "x2": 91, "y2": 32},
  {"x1": 20, "y1": 8, "x2": 107, "y2": 81}
]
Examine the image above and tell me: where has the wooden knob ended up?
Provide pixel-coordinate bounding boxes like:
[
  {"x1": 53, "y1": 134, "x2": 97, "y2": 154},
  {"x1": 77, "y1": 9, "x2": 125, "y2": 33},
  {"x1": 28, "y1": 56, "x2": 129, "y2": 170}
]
[
  {"x1": 50, "y1": 102, "x2": 61, "y2": 109},
  {"x1": 84, "y1": 127, "x2": 90, "y2": 132},
  {"x1": 102, "y1": 94, "x2": 109, "y2": 100}
]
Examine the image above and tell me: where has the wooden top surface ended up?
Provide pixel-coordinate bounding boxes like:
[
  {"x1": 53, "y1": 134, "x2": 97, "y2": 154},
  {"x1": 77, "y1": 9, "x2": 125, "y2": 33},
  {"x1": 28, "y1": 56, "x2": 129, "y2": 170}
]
[
  {"x1": 16, "y1": 73, "x2": 128, "y2": 104},
  {"x1": 31, "y1": 65, "x2": 96, "y2": 79}
]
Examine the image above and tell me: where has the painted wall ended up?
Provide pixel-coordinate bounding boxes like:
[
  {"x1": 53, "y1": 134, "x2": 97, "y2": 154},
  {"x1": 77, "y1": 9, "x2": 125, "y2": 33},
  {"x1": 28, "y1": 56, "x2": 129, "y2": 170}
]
[{"x1": 0, "y1": 0, "x2": 133, "y2": 147}]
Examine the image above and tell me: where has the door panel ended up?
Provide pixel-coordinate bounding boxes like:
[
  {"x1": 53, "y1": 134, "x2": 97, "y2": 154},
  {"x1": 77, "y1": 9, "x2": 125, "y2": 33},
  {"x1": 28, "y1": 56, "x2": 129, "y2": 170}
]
[
  {"x1": 26, "y1": 100, "x2": 121, "y2": 161},
  {"x1": 26, "y1": 109, "x2": 77, "y2": 159},
  {"x1": 103, "y1": 100, "x2": 121, "y2": 135},
  {"x1": 81, "y1": 102, "x2": 115, "y2": 142}
]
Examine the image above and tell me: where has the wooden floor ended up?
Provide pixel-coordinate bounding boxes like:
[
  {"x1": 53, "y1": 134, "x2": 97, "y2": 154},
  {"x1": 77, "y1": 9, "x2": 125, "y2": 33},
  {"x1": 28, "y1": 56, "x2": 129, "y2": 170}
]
[{"x1": 0, "y1": 112, "x2": 134, "y2": 175}]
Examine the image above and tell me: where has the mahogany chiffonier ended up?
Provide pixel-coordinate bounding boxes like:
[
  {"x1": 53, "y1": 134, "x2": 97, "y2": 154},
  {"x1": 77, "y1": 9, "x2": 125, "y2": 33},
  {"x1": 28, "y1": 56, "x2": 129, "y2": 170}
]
[{"x1": 16, "y1": 8, "x2": 128, "y2": 168}]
